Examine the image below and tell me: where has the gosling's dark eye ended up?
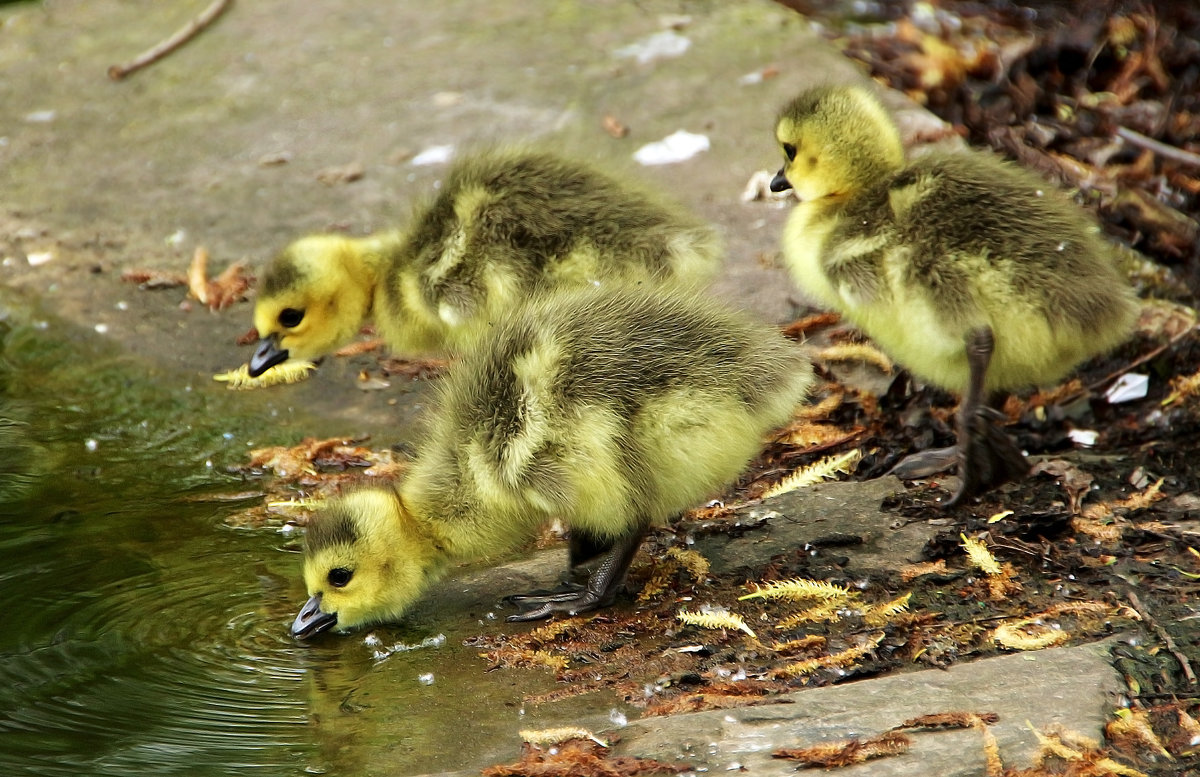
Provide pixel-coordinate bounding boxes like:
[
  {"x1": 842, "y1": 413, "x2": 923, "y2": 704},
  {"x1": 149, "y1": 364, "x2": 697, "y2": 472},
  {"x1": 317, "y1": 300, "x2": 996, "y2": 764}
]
[
  {"x1": 279, "y1": 308, "x2": 304, "y2": 328},
  {"x1": 328, "y1": 568, "x2": 353, "y2": 588},
  {"x1": 782, "y1": 142, "x2": 797, "y2": 161}
]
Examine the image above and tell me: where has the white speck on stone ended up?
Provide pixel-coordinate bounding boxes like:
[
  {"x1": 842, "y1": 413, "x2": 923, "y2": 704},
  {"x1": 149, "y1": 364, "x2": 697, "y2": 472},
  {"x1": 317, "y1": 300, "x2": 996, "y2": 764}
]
[
  {"x1": 165, "y1": 229, "x2": 187, "y2": 246},
  {"x1": 85, "y1": 438, "x2": 98, "y2": 452},
  {"x1": 417, "y1": 673, "x2": 435, "y2": 686},
  {"x1": 614, "y1": 30, "x2": 690, "y2": 64},
  {"x1": 410, "y1": 145, "x2": 454, "y2": 166},
  {"x1": 93, "y1": 323, "x2": 109, "y2": 334},
  {"x1": 633, "y1": 130, "x2": 710, "y2": 166},
  {"x1": 24, "y1": 110, "x2": 56, "y2": 123},
  {"x1": 27, "y1": 251, "x2": 54, "y2": 266},
  {"x1": 609, "y1": 708, "x2": 628, "y2": 727},
  {"x1": 116, "y1": 300, "x2": 129, "y2": 311},
  {"x1": 1104, "y1": 373, "x2": 1149, "y2": 404},
  {"x1": 1067, "y1": 429, "x2": 1099, "y2": 447}
]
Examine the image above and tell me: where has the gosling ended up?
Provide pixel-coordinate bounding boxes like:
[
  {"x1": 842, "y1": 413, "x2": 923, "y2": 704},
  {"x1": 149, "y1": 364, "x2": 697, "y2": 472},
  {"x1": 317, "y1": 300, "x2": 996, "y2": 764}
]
[
  {"x1": 291, "y1": 285, "x2": 812, "y2": 636},
  {"x1": 770, "y1": 84, "x2": 1137, "y2": 504},
  {"x1": 249, "y1": 149, "x2": 721, "y2": 376}
]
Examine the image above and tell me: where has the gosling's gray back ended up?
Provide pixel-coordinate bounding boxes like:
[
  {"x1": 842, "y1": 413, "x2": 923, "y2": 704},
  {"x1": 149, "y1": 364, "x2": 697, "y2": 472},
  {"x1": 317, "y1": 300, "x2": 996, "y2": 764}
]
[
  {"x1": 380, "y1": 151, "x2": 719, "y2": 314},
  {"x1": 834, "y1": 152, "x2": 1130, "y2": 334},
  {"x1": 408, "y1": 286, "x2": 810, "y2": 539}
]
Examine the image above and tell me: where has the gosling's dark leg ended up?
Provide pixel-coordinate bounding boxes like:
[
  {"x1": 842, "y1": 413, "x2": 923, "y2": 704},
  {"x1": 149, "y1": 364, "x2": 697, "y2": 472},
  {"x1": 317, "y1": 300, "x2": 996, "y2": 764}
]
[
  {"x1": 506, "y1": 527, "x2": 646, "y2": 622},
  {"x1": 945, "y1": 327, "x2": 1029, "y2": 506}
]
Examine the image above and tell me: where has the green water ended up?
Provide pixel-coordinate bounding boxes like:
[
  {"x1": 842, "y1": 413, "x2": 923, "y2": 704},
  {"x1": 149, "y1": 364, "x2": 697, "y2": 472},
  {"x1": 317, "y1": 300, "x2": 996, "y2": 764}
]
[{"x1": 0, "y1": 297, "x2": 598, "y2": 776}]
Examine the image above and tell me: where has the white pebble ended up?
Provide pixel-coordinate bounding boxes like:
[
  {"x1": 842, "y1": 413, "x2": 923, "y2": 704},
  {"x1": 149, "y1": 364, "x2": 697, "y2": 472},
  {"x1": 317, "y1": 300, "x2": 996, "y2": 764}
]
[
  {"x1": 417, "y1": 673, "x2": 435, "y2": 686},
  {"x1": 633, "y1": 130, "x2": 710, "y2": 166},
  {"x1": 411, "y1": 145, "x2": 454, "y2": 166}
]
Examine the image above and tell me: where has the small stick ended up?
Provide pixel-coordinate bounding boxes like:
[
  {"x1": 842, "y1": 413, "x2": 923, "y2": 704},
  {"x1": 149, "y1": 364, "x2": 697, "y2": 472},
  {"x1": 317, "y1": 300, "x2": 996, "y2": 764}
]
[
  {"x1": 1127, "y1": 591, "x2": 1198, "y2": 686},
  {"x1": 1116, "y1": 126, "x2": 1200, "y2": 170},
  {"x1": 108, "y1": 0, "x2": 234, "y2": 81}
]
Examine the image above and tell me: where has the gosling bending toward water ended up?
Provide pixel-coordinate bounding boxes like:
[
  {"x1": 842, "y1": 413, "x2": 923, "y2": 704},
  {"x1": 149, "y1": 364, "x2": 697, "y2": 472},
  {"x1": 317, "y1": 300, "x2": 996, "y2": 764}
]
[
  {"x1": 249, "y1": 149, "x2": 722, "y2": 376},
  {"x1": 770, "y1": 84, "x2": 1137, "y2": 504},
  {"x1": 291, "y1": 285, "x2": 812, "y2": 636}
]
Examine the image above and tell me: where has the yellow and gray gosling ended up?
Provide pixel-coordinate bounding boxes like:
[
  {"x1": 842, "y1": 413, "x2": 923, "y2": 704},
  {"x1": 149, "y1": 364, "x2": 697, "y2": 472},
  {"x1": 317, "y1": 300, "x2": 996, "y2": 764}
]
[
  {"x1": 291, "y1": 285, "x2": 812, "y2": 636},
  {"x1": 770, "y1": 84, "x2": 1137, "y2": 504},
  {"x1": 249, "y1": 149, "x2": 722, "y2": 376}
]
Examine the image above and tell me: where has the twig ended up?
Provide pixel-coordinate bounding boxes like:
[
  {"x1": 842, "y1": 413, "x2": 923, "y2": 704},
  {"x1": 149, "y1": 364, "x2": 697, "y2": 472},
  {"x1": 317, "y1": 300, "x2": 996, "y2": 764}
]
[
  {"x1": 1127, "y1": 591, "x2": 1198, "y2": 686},
  {"x1": 108, "y1": 0, "x2": 234, "y2": 81},
  {"x1": 1117, "y1": 126, "x2": 1200, "y2": 170},
  {"x1": 1085, "y1": 322, "x2": 1197, "y2": 393}
]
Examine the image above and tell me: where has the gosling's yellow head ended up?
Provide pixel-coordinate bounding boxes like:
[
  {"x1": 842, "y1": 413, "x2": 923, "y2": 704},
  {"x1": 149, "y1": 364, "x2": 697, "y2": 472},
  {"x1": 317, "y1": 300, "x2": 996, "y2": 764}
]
[
  {"x1": 291, "y1": 487, "x2": 445, "y2": 639},
  {"x1": 770, "y1": 85, "x2": 905, "y2": 201},
  {"x1": 249, "y1": 235, "x2": 375, "y2": 376}
]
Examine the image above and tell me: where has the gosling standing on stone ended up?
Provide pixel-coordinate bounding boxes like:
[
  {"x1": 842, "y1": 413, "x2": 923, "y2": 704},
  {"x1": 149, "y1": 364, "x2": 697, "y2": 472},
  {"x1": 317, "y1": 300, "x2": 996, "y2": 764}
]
[
  {"x1": 769, "y1": 84, "x2": 1137, "y2": 504},
  {"x1": 290, "y1": 286, "x2": 812, "y2": 637},
  {"x1": 249, "y1": 149, "x2": 722, "y2": 376}
]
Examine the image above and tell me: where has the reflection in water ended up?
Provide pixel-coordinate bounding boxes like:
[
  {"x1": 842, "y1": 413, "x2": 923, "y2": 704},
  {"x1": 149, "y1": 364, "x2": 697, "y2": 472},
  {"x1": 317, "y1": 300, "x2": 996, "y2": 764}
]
[{"x1": 0, "y1": 496, "x2": 315, "y2": 775}]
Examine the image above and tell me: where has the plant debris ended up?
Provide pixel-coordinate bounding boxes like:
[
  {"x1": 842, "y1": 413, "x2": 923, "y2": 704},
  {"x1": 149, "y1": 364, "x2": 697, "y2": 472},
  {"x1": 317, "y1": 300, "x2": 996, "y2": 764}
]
[{"x1": 481, "y1": 737, "x2": 691, "y2": 777}]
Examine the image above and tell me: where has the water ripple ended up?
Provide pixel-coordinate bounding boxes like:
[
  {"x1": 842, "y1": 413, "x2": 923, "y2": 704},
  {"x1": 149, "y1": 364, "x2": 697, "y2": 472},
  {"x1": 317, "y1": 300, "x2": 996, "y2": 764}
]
[{"x1": 0, "y1": 507, "x2": 316, "y2": 777}]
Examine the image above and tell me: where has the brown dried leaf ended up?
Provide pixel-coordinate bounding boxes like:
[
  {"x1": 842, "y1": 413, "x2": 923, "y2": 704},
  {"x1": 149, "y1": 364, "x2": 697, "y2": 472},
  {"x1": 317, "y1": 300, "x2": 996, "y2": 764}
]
[
  {"x1": 333, "y1": 338, "x2": 385, "y2": 357},
  {"x1": 602, "y1": 114, "x2": 630, "y2": 138},
  {"x1": 378, "y1": 356, "x2": 452, "y2": 380},
  {"x1": 1030, "y1": 459, "x2": 1094, "y2": 514},
  {"x1": 121, "y1": 268, "x2": 187, "y2": 289},
  {"x1": 899, "y1": 560, "x2": 948, "y2": 582},
  {"x1": 316, "y1": 161, "x2": 365, "y2": 186},
  {"x1": 781, "y1": 311, "x2": 841, "y2": 340}
]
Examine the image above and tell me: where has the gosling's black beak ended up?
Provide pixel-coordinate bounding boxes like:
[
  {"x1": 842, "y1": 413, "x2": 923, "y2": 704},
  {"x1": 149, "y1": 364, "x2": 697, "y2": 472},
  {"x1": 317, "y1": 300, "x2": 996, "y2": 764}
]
[
  {"x1": 248, "y1": 334, "x2": 289, "y2": 378},
  {"x1": 291, "y1": 593, "x2": 338, "y2": 640},
  {"x1": 769, "y1": 168, "x2": 793, "y2": 193}
]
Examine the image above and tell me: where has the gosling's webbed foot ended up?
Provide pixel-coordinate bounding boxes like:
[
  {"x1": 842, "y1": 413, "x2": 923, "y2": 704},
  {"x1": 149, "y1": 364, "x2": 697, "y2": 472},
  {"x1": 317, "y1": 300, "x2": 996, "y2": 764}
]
[
  {"x1": 504, "y1": 587, "x2": 617, "y2": 622},
  {"x1": 889, "y1": 446, "x2": 958, "y2": 479},
  {"x1": 505, "y1": 526, "x2": 647, "y2": 623},
  {"x1": 948, "y1": 405, "x2": 1029, "y2": 507}
]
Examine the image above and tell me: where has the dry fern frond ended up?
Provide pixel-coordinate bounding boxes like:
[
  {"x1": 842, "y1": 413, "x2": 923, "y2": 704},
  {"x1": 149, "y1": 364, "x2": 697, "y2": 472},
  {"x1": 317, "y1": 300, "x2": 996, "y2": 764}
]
[
  {"x1": 862, "y1": 593, "x2": 913, "y2": 627},
  {"x1": 519, "y1": 727, "x2": 607, "y2": 747},
  {"x1": 1119, "y1": 477, "x2": 1166, "y2": 512},
  {"x1": 740, "y1": 577, "x2": 852, "y2": 602},
  {"x1": 992, "y1": 620, "x2": 1070, "y2": 651},
  {"x1": 665, "y1": 547, "x2": 710, "y2": 579},
  {"x1": 814, "y1": 342, "x2": 894, "y2": 374},
  {"x1": 677, "y1": 608, "x2": 757, "y2": 639},
  {"x1": 772, "y1": 731, "x2": 910, "y2": 766},
  {"x1": 760, "y1": 449, "x2": 863, "y2": 500},
  {"x1": 1163, "y1": 367, "x2": 1200, "y2": 407},
  {"x1": 525, "y1": 617, "x2": 587, "y2": 646},
  {"x1": 790, "y1": 390, "x2": 845, "y2": 421},
  {"x1": 960, "y1": 534, "x2": 1002, "y2": 576},
  {"x1": 214, "y1": 360, "x2": 317, "y2": 389},
  {"x1": 1106, "y1": 708, "x2": 1173, "y2": 761},
  {"x1": 894, "y1": 711, "x2": 1000, "y2": 731},
  {"x1": 767, "y1": 635, "x2": 828, "y2": 653},
  {"x1": 1030, "y1": 724, "x2": 1149, "y2": 777},
  {"x1": 770, "y1": 635, "x2": 883, "y2": 679},
  {"x1": 900, "y1": 560, "x2": 948, "y2": 582},
  {"x1": 637, "y1": 548, "x2": 711, "y2": 603},
  {"x1": 772, "y1": 420, "x2": 862, "y2": 449},
  {"x1": 776, "y1": 601, "x2": 848, "y2": 630}
]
